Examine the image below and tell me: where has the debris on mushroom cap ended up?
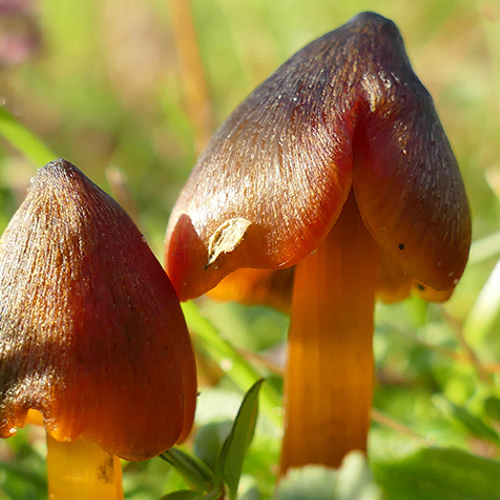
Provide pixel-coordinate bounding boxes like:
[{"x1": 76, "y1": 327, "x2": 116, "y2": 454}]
[
  {"x1": 165, "y1": 11, "x2": 471, "y2": 301},
  {"x1": 206, "y1": 217, "x2": 252, "y2": 268},
  {"x1": 0, "y1": 159, "x2": 197, "y2": 461}
]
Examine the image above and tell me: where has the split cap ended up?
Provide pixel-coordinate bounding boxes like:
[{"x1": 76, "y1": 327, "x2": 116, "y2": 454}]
[
  {"x1": 0, "y1": 160, "x2": 197, "y2": 461},
  {"x1": 165, "y1": 12, "x2": 471, "y2": 303}
]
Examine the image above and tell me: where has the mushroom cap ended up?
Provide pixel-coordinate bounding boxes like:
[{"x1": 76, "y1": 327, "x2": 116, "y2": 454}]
[
  {"x1": 207, "y1": 247, "x2": 452, "y2": 314},
  {"x1": 165, "y1": 12, "x2": 471, "y2": 302},
  {"x1": 0, "y1": 160, "x2": 197, "y2": 461}
]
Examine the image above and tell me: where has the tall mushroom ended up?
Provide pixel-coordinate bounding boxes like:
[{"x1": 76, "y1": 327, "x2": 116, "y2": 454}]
[
  {"x1": 0, "y1": 160, "x2": 197, "y2": 498},
  {"x1": 164, "y1": 12, "x2": 471, "y2": 473}
]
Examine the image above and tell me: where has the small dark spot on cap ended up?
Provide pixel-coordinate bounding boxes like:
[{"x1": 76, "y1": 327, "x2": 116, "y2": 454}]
[
  {"x1": 416, "y1": 284, "x2": 425, "y2": 291},
  {"x1": 398, "y1": 243, "x2": 405, "y2": 250}
]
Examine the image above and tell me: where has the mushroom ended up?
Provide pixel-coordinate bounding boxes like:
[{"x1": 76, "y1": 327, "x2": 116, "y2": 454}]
[
  {"x1": 0, "y1": 160, "x2": 197, "y2": 498},
  {"x1": 164, "y1": 12, "x2": 471, "y2": 473}
]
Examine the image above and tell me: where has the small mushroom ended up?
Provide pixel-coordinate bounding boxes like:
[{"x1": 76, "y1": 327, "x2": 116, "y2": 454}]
[
  {"x1": 0, "y1": 160, "x2": 197, "y2": 498},
  {"x1": 164, "y1": 12, "x2": 471, "y2": 472}
]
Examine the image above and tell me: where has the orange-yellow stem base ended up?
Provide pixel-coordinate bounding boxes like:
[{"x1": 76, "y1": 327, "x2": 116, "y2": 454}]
[
  {"x1": 280, "y1": 191, "x2": 379, "y2": 473},
  {"x1": 46, "y1": 434, "x2": 124, "y2": 499}
]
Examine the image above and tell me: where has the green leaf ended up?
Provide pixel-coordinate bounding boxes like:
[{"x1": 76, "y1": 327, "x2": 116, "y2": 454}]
[
  {"x1": 484, "y1": 396, "x2": 500, "y2": 422},
  {"x1": 195, "y1": 421, "x2": 233, "y2": 473},
  {"x1": 158, "y1": 489, "x2": 223, "y2": 500},
  {"x1": 0, "y1": 106, "x2": 56, "y2": 167},
  {"x1": 218, "y1": 379, "x2": 264, "y2": 500},
  {"x1": 275, "y1": 466, "x2": 336, "y2": 500},
  {"x1": 275, "y1": 452, "x2": 381, "y2": 500},
  {"x1": 160, "y1": 448, "x2": 215, "y2": 493},
  {"x1": 373, "y1": 447, "x2": 500, "y2": 500},
  {"x1": 433, "y1": 396, "x2": 500, "y2": 444},
  {"x1": 159, "y1": 491, "x2": 205, "y2": 500},
  {"x1": 333, "y1": 452, "x2": 382, "y2": 500}
]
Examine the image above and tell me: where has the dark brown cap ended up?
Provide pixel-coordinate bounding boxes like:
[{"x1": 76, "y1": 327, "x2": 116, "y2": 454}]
[
  {"x1": 165, "y1": 12, "x2": 471, "y2": 303},
  {"x1": 0, "y1": 160, "x2": 197, "y2": 461}
]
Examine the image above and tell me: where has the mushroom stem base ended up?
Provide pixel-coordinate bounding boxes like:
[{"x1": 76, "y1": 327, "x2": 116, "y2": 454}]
[
  {"x1": 46, "y1": 434, "x2": 124, "y2": 499},
  {"x1": 280, "y1": 191, "x2": 378, "y2": 472}
]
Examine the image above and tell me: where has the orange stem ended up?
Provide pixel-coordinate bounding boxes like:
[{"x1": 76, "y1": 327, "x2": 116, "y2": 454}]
[
  {"x1": 46, "y1": 434, "x2": 124, "y2": 499},
  {"x1": 280, "y1": 191, "x2": 379, "y2": 472}
]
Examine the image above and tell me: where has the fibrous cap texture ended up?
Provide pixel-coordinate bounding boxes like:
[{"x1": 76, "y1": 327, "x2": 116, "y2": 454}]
[
  {"x1": 165, "y1": 12, "x2": 471, "y2": 302},
  {"x1": 0, "y1": 160, "x2": 197, "y2": 461}
]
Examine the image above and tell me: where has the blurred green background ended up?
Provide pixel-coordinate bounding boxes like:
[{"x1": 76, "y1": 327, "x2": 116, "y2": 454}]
[{"x1": 1, "y1": 0, "x2": 500, "y2": 498}]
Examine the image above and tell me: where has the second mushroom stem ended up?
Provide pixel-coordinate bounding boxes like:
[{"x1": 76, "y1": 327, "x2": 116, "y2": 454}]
[
  {"x1": 280, "y1": 190, "x2": 379, "y2": 472},
  {"x1": 46, "y1": 435, "x2": 124, "y2": 499}
]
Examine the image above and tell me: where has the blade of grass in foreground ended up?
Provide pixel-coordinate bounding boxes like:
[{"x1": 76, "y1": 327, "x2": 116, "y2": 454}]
[
  {"x1": 182, "y1": 301, "x2": 282, "y2": 428},
  {"x1": 463, "y1": 257, "x2": 500, "y2": 348},
  {"x1": 0, "y1": 106, "x2": 56, "y2": 166}
]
